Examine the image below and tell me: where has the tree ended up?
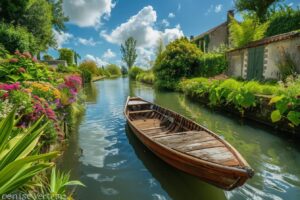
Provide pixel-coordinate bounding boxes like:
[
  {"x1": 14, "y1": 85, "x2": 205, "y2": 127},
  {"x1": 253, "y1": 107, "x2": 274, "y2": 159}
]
[
  {"x1": 235, "y1": 0, "x2": 281, "y2": 22},
  {"x1": 0, "y1": 0, "x2": 68, "y2": 53},
  {"x1": 47, "y1": 0, "x2": 69, "y2": 32},
  {"x1": 106, "y1": 64, "x2": 122, "y2": 76},
  {"x1": 23, "y1": 0, "x2": 55, "y2": 52},
  {"x1": 120, "y1": 37, "x2": 137, "y2": 69},
  {"x1": 43, "y1": 54, "x2": 54, "y2": 61},
  {"x1": 73, "y1": 50, "x2": 81, "y2": 66},
  {"x1": 59, "y1": 48, "x2": 74, "y2": 66}
]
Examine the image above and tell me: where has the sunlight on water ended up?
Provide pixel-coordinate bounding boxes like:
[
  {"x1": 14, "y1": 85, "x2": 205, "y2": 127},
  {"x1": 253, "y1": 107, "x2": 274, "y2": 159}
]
[{"x1": 58, "y1": 78, "x2": 300, "y2": 200}]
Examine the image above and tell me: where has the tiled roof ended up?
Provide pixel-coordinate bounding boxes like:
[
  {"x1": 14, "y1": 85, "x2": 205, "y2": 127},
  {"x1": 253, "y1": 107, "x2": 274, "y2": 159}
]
[{"x1": 193, "y1": 22, "x2": 228, "y2": 41}]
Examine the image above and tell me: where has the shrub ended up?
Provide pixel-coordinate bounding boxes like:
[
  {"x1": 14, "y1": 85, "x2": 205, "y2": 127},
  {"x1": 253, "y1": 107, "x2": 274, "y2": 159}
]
[
  {"x1": 0, "y1": 23, "x2": 37, "y2": 54},
  {"x1": 129, "y1": 66, "x2": 144, "y2": 80},
  {"x1": 79, "y1": 60, "x2": 99, "y2": 76},
  {"x1": 0, "y1": 51, "x2": 54, "y2": 82},
  {"x1": 136, "y1": 71, "x2": 155, "y2": 84},
  {"x1": 105, "y1": 64, "x2": 121, "y2": 76},
  {"x1": 59, "y1": 48, "x2": 74, "y2": 66},
  {"x1": 43, "y1": 54, "x2": 54, "y2": 61},
  {"x1": 80, "y1": 69, "x2": 92, "y2": 83},
  {"x1": 154, "y1": 38, "x2": 203, "y2": 89},
  {"x1": 121, "y1": 66, "x2": 128, "y2": 75},
  {"x1": 266, "y1": 6, "x2": 300, "y2": 37},
  {"x1": 197, "y1": 53, "x2": 228, "y2": 77}
]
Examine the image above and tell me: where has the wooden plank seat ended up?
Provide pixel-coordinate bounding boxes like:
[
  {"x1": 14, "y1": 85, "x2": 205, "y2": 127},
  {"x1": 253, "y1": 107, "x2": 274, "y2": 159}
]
[{"x1": 129, "y1": 110, "x2": 153, "y2": 114}]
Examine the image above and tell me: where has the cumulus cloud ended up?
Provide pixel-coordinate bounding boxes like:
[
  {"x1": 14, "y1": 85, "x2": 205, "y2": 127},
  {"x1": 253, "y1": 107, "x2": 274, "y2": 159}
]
[
  {"x1": 63, "y1": 0, "x2": 115, "y2": 27},
  {"x1": 53, "y1": 30, "x2": 73, "y2": 48},
  {"x1": 102, "y1": 49, "x2": 116, "y2": 59},
  {"x1": 162, "y1": 19, "x2": 170, "y2": 27},
  {"x1": 85, "y1": 54, "x2": 108, "y2": 66},
  {"x1": 101, "y1": 6, "x2": 184, "y2": 47},
  {"x1": 215, "y1": 4, "x2": 223, "y2": 13},
  {"x1": 78, "y1": 37, "x2": 97, "y2": 46},
  {"x1": 168, "y1": 13, "x2": 175, "y2": 18},
  {"x1": 101, "y1": 6, "x2": 184, "y2": 66}
]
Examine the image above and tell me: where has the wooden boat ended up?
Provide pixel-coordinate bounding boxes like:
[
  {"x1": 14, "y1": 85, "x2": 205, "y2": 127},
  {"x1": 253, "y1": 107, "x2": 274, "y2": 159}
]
[{"x1": 124, "y1": 97, "x2": 254, "y2": 190}]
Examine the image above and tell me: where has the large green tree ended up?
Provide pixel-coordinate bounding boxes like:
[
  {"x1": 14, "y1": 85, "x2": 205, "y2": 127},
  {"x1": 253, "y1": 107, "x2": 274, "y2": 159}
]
[
  {"x1": 0, "y1": 0, "x2": 68, "y2": 53},
  {"x1": 235, "y1": 0, "x2": 281, "y2": 22},
  {"x1": 120, "y1": 37, "x2": 138, "y2": 69}
]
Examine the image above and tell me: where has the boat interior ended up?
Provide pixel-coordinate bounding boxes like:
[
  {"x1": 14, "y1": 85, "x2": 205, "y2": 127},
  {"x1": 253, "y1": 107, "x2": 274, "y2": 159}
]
[{"x1": 126, "y1": 99, "x2": 243, "y2": 167}]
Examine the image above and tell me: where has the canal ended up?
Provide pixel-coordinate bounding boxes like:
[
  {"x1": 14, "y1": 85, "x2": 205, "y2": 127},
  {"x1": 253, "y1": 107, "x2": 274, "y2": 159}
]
[{"x1": 58, "y1": 77, "x2": 300, "y2": 200}]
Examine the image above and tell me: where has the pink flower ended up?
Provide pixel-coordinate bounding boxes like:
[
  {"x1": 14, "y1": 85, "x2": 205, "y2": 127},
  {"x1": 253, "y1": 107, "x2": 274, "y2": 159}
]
[
  {"x1": 18, "y1": 67, "x2": 26, "y2": 73},
  {"x1": 32, "y1": 57, "x2": 38, "y2": 62},
  {"x1": 9, "y1": 58, "x2": 19, "y2": 63},
  {"x1": 23, "y1": 52, "x2": 32, "y2": 58},
  {"x1": 0, "y1": 82, "x2": 20, "y2": 91},
  {"x1": 14, "y1": 50, "x2": 21, "y2": 55}
]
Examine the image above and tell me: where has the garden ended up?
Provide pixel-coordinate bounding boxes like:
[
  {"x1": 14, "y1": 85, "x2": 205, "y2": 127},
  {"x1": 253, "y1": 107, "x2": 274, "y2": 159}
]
[{"x1": 0, "y1": 49, "x2": 85, "y2": 197}]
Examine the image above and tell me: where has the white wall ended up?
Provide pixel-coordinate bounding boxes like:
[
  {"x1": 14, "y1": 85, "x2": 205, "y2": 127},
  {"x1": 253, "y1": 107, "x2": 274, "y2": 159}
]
[{"x1": 264, "y1": 37, "x2": 300, "y2": 79}]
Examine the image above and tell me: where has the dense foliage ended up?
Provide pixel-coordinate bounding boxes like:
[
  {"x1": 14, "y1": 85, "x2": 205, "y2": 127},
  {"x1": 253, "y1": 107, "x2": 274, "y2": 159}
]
[
  {"x1": 197, "y1": 53, "x2": 228, "y2": 77},
  {"x1": 0, "y1": 23, "x2": 37, "y2": 54},
  {"x1": 136, "y1": 71, "x2": 155, "y2": 84},
  {"x1": 105, "y1": 64, "x2": 122, "y2": 76},
  {"x1": 229, "y1": 15, "x2": 269, "y2": 48},
  {"x1": 129, "y1": 66, "x2": 145, "y2": 80},
  {"x1": 0, "y1": 0, "x2": 68, "y2": 53},
  {"x1": 178, "y1": 77, "x2": 300, "y2": 127},
  {"x1": 121, "y1": 37, "x2": 138, "y2": 69},
  {"x1": 59, "y1": 48, "x2": 74, "y2": 66},
  {"x1": 0, "y1": 51, "x2": 53, "y2": 82},
  {"x1": 266, "y1": 5, "x2": 300, "y2": 37},
  {"x1": 154, "y1": 38, "x2": 203, "y2": 89},
  {"x1": 235, "y1": 0, "x2": 281, "y2": 22}
]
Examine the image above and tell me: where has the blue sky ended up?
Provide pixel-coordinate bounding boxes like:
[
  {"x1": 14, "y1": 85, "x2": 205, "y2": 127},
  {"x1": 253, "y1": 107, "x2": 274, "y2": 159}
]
[{"x1": 49, "y1": 0, "x2": 300, "y2": 67}]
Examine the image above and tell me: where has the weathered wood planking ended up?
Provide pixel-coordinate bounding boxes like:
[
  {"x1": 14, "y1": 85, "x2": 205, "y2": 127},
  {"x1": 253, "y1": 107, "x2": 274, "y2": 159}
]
[{"x1": 124, "y1": 96, "x2": 254, "y2": 190}]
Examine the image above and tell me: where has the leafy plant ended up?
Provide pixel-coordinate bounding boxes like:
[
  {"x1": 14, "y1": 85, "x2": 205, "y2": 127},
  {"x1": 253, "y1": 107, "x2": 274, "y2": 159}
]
[
  {"x1": 154, "y1": 38, "x2": 202, "y2": 89},
  {"x1": 197, "y1": 53, "x2": 228, "y2": 77},
  {"x1": 105, "y1": 64, "x2": 122, "y2": 76},
  {"x1": 136, "y1": 71, "x2": 155, "y2": 84},
  {"x1": 0, "y1": 110, "x2": 58, "y2": 195},
  {"x1": 129, "y1": 66, "x2": 145, "y2": 80},
  {"x1": 229, "y1": 15, "x2": 269, "y2": 48},
  {"x1": 48, "y1": 167, "x2": 84, "y2": 198}
]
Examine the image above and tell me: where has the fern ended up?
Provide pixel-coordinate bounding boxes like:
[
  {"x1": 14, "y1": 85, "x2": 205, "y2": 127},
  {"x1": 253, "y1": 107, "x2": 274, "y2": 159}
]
[{"x1": 229, "y1": 15, "x2": 269, "y2": 48}]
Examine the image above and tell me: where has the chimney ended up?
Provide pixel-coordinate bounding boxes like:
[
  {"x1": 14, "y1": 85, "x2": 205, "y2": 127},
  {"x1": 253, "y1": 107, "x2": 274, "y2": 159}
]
[{"x1": 227, "y1": 10, "x2": 234, "y2": 23}]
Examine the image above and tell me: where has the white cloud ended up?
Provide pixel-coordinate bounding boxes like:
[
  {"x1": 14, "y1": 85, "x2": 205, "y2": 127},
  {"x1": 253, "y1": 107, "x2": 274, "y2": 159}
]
[
  {"x1": 215, "y1": 4, "x2": 223, "y2": 13},
  {"x1": 63, "y1": 0, "x2": 115, "y2": 27},
  {"x1": 101, "y1": 6, "x2": 183, "y2": 67},
  {"x1": 162, "y1": 19, "x2": 170, "y2": 27},
  {"x1": 85, "y1": 54, "x2": 108, "y2": 66},
  {"x1": 101, "y1": 6, "x2": 183, "y2": 48},
  {"x1": 177, "y1": 3, "x2": 181, "y2": 11},
  {"x1": 168, "y1": 13, "x2": 175, "y2": 18},
  {"x1": 78, "y1": 37, "x2": 97, "y2": 46},
  {"x1": 53, "y1": 30, "x2": 73, "y2": 48},
  {"x1": 102, "y1": 49, "x2": 116, "y2": 59}
]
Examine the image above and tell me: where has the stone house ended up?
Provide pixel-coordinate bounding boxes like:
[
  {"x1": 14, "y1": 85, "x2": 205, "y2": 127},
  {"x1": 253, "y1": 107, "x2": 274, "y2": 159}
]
[
  {"x1": 226, "y1": 31, "x2": 300, "y2": 80},
  {"x1": 191, "y1": 10, "x2": 234, "y2": 52}
]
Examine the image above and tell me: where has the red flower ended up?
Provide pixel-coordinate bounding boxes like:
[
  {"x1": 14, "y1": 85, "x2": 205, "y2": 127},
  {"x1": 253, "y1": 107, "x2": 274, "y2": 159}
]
[
  {"x1": 18, "y1": 67, "x2": 26, "y2": 73},
  {"x1": 9, "y1": 58, "x2": 19, "y2": 63},
  {"x1": 23, "y1": 52, "x2": 32, "y2": 58}
]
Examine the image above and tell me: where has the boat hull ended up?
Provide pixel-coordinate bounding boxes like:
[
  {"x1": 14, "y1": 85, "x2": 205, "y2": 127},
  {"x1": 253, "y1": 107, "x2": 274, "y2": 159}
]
[{"x1": 127, "y1": 120, "x2": 248, "y2": 190}]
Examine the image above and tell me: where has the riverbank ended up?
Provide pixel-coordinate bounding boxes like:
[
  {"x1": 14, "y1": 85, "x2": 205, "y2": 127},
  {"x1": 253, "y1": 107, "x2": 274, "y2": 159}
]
[
  {"x1": 132, "y1": 76, "x2": 300, "y2": 135},
  {"x1": 0, "y1": 51, "x2": 84, "y2": 196}
]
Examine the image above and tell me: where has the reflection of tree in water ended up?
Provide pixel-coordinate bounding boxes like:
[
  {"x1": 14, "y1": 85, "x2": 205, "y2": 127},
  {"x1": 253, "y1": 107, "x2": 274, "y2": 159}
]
[
  {"x1": 125, "y1": 125, "x2": 226, "y2": 200},
  {"x1": 84, "y1": 82, "x2": 98, "y2": 103}
]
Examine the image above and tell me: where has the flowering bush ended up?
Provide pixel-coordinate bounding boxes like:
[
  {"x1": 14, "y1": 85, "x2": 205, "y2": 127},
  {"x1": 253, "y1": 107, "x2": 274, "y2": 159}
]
[
  {"x1": 58, "y1": 75, "x2": 82, "y2": 106},
  {"x1": 24, "y1": 81, "x2": 61, "y2": 102},
  {"x1": 0, "y1": 50, "x2": 54, "y2": 82}
]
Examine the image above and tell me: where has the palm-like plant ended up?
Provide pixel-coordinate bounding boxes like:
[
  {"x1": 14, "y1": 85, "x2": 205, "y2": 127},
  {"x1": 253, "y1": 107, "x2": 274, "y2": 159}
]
[
  {"x1": 0, "y1": 110, "x2": 59, "y2": 195},
  {"x1": 49, "y1": 167, "x2": 84, "y2": 198}
]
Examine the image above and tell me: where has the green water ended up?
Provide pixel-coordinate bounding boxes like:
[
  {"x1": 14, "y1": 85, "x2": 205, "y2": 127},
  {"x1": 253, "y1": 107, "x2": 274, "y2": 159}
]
[{"x1": 58, "y1": 78, "x2": 300, "y2": 200}]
